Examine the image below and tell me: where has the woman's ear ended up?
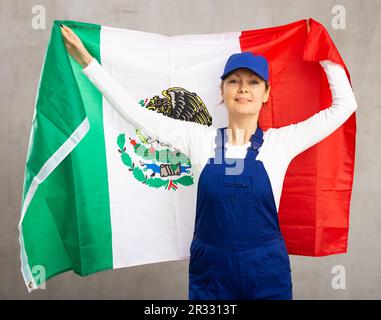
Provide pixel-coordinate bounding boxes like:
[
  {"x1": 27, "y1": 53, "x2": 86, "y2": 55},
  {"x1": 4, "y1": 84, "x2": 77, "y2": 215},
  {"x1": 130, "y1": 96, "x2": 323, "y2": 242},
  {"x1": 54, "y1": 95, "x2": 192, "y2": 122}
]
[
  {"x1": 262, "y1": 85, "x2": 271, "y2": 103},
  {"x1": 220, "y1": 82, "x2": 224, "y2": 102}
]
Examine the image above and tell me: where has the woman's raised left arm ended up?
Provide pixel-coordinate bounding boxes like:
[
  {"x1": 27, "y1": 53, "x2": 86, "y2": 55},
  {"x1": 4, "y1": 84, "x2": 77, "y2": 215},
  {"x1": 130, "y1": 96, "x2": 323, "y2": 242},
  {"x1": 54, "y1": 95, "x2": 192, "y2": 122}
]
[{"x1": 266, "y1": 60, "x2": 358, "y2": 161}]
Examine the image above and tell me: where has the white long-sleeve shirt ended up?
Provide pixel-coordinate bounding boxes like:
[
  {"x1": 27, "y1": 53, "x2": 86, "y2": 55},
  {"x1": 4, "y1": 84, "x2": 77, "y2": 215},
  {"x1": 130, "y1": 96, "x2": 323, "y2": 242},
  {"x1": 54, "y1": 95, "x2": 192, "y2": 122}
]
[{"x1": 81, "y1": 59, "x2": 358, "y2": 212}]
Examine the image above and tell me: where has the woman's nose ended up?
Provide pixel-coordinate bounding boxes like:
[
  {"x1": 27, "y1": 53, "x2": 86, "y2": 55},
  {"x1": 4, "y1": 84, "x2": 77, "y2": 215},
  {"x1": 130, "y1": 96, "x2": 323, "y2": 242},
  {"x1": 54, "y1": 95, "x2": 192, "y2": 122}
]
[{"x1": 238, "y1": 88, "x2": 249, "y2": 93}]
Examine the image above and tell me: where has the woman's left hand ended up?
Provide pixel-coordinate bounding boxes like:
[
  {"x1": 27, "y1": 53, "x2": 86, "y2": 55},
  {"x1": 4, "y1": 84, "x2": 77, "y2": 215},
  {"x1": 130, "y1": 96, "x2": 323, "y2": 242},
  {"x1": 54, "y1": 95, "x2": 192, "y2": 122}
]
[{"x1": 61, "y1": 24, "x2": 93, "y2": 68}]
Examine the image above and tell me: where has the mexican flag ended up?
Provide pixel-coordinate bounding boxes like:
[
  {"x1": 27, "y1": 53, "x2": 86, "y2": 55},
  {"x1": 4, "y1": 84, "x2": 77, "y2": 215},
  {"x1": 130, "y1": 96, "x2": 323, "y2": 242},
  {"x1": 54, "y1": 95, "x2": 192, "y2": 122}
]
[{"x1": 19, "y1": 18, "x2": 356, "y2": 291}]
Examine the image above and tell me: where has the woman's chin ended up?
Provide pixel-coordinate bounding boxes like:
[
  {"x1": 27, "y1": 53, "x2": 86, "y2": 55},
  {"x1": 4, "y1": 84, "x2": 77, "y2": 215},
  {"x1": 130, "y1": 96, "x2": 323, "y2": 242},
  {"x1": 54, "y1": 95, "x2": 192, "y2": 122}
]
[{"x1": 230, "y1": 107, "x2": 258, "y2": 116}]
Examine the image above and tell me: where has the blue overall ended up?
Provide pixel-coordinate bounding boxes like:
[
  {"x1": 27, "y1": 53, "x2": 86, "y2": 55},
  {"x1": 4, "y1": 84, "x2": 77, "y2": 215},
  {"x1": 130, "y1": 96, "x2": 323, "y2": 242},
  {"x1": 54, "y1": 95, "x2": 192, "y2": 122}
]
[{"x1": 188, "y1": 126, "x2": 292, "y2": 300}]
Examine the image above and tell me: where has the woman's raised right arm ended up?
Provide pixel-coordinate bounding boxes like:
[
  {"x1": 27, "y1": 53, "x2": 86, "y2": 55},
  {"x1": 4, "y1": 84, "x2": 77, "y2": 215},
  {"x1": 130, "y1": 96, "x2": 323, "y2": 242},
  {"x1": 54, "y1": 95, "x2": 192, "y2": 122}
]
[
  {"x1": 81, "y1": 58, "x2": 216, "y2": 160},
  {"x1": 61, "y1": 24, "x2": 215, "y2": 162}
]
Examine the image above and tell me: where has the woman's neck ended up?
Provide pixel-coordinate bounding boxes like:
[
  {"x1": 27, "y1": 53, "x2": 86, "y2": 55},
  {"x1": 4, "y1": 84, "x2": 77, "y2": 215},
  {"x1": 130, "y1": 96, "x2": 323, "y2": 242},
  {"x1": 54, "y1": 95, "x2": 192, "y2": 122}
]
[{"x1": 227, "y1": 115, "x2": 259, "y2": 146}]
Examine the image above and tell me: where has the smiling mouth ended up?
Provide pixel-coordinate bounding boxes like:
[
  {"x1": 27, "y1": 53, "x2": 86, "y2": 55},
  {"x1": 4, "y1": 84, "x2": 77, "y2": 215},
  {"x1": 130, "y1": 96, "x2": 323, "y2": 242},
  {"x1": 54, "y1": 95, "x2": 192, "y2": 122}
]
[{"x1": 235, "y1": 98, "x2": 252, "y2": 103}]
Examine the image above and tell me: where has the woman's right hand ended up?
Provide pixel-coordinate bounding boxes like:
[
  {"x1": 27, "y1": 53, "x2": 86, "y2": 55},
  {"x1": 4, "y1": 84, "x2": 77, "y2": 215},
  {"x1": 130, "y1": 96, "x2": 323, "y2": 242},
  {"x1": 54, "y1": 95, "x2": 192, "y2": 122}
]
[{"x1": 60, "y1": 24, "x2": 93, "y2": 68}]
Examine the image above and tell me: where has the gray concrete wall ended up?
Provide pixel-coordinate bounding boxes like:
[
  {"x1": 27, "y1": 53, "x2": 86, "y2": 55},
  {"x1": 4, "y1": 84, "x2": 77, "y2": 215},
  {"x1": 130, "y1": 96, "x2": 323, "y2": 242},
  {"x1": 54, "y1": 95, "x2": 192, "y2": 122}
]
[{"x1": 1, "y1": 0, "x2": 380, "y2": 299}]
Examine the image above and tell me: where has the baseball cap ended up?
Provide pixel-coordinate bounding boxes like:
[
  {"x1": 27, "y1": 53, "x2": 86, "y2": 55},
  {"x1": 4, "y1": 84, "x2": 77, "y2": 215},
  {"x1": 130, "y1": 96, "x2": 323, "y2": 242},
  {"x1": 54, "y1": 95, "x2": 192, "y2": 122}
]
[{"x1": 220, "y1": 52, "x2": 269, "y2": 81}]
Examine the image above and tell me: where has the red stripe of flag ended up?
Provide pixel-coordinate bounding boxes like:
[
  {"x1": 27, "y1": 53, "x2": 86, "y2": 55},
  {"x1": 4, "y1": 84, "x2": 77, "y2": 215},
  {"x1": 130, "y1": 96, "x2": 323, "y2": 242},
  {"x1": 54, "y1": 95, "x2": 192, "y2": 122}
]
[{"x1": 239, "y1": 18, "x2": 356, "y2": 256}]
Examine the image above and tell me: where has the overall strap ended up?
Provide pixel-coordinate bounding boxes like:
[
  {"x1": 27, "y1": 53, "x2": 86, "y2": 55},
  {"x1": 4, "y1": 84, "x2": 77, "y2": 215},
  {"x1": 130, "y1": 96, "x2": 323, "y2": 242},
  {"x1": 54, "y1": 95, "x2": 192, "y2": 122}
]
[
  {"x1": 247, "y1": 126, "x2": 264, "y2": 160},
  {"x1": 212, "y1": 127, "x2": 227, "y2": 164}
]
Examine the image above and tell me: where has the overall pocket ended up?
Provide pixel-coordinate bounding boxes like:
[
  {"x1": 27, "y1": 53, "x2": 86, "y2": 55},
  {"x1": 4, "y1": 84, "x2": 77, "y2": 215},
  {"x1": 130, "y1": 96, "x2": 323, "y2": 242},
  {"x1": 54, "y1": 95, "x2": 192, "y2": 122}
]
[
  {"x1": 261, "y1": 240, "x2": 291, "y2": 272},
  {"x1": 213, "y1": 174, "x2": 254, "y2": 227},
  {"x1": 188, "y1": 239, "x2": 216, "y2": 295},
  {"x1": 221, "y1": 175, "x2": 251, "y2": 196},
  {"x1": 256, "y1": 241, "x2": 292, "y2": 292}
]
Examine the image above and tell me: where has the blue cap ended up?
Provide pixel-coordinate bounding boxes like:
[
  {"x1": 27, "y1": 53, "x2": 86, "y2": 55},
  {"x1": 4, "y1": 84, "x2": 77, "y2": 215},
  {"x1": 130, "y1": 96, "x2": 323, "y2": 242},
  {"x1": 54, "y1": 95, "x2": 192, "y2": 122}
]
[{"x1": 220, "y1": 52, "x2": 269, "y2": 81}]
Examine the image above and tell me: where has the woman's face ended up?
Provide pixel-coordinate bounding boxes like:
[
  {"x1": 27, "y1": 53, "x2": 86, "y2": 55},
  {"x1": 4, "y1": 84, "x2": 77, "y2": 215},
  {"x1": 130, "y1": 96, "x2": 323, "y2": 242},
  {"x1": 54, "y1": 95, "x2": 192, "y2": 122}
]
[{"x1": 220, "y1": 68, "x2": 270, "y2": 116}]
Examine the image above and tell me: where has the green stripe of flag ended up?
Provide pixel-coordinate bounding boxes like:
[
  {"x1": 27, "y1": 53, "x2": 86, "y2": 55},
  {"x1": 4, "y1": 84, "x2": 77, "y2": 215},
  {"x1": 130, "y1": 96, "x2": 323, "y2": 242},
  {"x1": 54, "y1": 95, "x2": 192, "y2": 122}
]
[{"x1": 19, "y1": 20, "x2": 113, "y2": 291}]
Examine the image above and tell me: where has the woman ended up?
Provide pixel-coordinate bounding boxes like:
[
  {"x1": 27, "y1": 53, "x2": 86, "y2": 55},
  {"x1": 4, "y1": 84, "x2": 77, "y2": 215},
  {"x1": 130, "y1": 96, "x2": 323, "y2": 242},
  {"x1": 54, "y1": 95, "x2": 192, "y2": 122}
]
[{"x1": 61, "y1": 24, "x2": 357, "y2": 300}]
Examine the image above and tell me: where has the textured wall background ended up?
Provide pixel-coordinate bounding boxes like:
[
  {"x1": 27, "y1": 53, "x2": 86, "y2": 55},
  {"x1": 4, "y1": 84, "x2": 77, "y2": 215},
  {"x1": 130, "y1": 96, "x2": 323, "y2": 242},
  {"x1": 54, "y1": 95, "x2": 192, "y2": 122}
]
[{"x1": 1, "y1": 0, "x2": 380, "y2": 299}]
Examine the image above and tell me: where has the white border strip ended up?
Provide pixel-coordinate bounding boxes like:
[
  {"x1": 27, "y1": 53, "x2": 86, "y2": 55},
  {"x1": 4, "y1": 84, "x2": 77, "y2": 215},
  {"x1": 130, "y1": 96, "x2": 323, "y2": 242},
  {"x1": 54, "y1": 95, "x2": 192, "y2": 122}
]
[{"x1": 18, "y1": 117, "x2": 90, "y2": 292}]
